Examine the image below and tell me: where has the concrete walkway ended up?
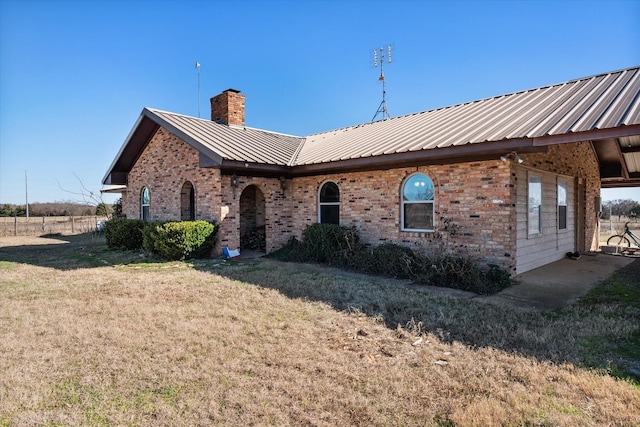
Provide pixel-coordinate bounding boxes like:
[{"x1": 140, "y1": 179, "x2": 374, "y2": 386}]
[{"x1": 478, "y1": 253, "x2": 636, "y2": 311}]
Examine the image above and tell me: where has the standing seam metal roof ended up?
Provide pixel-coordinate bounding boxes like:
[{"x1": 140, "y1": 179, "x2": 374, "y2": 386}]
[
  {"x1": 103, "y1": 66, "x2": 640, "y2": 187},
  {"x1": 147, "y1": 109, "x2": 303, "y2": 165},
  {"x1": 295, "y1": 67, "x2": 640, "y2": 166}
]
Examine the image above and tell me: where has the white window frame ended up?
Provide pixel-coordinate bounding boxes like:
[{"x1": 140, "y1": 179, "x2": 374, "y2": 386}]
[
  {"x1": 141, "y1": 187, "x2": 150, "y2": 222},
  {"x1": 557, "y1": 179, "x2": 567, "y2": 231},
  {"x1": 318, "y1": 181, "x2": 340, "y2": 224},
  {"x1": 401, "y1": 173, "x2": 435, "y2": 232},
  {"x1": 528, "y1": 174, "x2": 542, "y2": 236}
]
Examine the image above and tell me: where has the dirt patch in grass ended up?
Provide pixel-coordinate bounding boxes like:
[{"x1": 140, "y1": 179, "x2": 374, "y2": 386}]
[{"x1": 1, "y1": 234, "x2": 639, "y2": 426}]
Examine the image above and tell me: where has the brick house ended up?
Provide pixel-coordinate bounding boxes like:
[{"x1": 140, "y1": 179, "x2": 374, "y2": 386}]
[{"x1": 103, "y1": 67, "x2": 640, "y2": 275}]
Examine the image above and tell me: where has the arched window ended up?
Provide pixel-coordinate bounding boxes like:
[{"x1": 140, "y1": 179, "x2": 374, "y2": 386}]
[
  {"x1": 141, "y1": 187, "x2": 150, "y2": 221},
  {"x1": 318, "y1": 181, "x2": 339, "y2": 224},
  {"x1": 401, "y1": 173, "x2": 434, "y2": 231}
]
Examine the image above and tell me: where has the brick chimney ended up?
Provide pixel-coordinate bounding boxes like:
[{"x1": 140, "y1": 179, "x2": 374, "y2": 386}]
[{"x1": 210, "y1": 88, "x2": 245, "y2": 126}]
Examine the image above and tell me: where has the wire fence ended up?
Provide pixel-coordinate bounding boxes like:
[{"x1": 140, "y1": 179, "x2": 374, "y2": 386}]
[{"x1": 0, "y1": 216, "x2": 107, "y2": 237}]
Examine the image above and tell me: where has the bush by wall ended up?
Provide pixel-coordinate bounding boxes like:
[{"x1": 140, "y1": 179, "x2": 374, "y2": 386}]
[
  {"x1": 104, "y1": 218, "x2": 145, "y2": 250},
  {"x1": 269, "y1": 224, "x2": 513, "y2": 295},
  {"x1": 300, "y1": 223, "x2": 360, "y2": 265},
  {"x1": 354, "y1": 243, "x2": 423, "y2": 279},
  {"x1": 142, "y1": 220, "x2": 217, "y2": 260}
]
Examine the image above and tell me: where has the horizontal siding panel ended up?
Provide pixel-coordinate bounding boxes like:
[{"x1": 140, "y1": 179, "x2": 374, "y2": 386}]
[{"x1": 516, "y1": 169, "x2": 576, "y2": 273}]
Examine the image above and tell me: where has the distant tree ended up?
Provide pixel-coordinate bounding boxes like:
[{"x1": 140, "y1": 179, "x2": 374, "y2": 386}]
[
  {"x1": 95, "y1": 203, "x2": 111, "y2": 216},
  {"x1": 603, "y1": 199, "x2": 639, "y2": 220},
  {"x1": 112, "y1": 198, "x2": 122, "y2": 217},
  {"x1": 0, "y1": 204, "x2": 12, "y2": 217},
  {"x1": 13, "y1": 206, "x2": 26, "y2": 217},
  {"x1": 631, "y1": 203, "x2": 640, "y2": 220}
]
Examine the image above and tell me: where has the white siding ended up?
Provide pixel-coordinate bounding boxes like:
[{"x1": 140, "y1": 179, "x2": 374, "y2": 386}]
[{"x1": 516, "y1": 167, "x2": 575, "y2": 274}]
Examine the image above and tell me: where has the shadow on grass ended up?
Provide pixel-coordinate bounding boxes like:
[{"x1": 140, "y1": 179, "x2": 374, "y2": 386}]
[
  {"x1": 2, "y1": 233, "x2": 638, "y2": 382},
  {"x1": 0, "y1": 233, "x2": 167, "y2": 270},
  {"x1": 199, "y1": 255, "x2": 640, "y2": 383}
]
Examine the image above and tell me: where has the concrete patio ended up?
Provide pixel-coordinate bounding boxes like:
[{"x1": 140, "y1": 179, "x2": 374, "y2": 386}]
[{"x1": 479, "y1": 252, "x2": 637, "y2": 311}]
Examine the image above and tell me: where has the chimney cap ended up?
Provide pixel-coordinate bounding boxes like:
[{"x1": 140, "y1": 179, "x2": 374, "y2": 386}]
[{"x1": 224, "y1": 88, "x2": 241, "y2": 94}]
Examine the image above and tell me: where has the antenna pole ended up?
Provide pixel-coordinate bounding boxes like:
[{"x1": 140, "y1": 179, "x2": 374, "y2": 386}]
[
  {"x1": 195, "y1": 61, "x2": 201, "y2": 118},
  {"x1": 372, "y1": 45, "x2": 392, "y2": 122}
]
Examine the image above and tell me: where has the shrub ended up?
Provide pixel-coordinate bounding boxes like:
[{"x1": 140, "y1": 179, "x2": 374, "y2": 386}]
[
  {"x1": 355, "y1": 243, "x2": 422, "y2": 279},
  {"x1": 420, "y1": 252, "x2": 484, "y2": 291},
  {"x1": 143, "y1": 221, "x2": 218, "y2": 260},
  {"x1": 416, "y1": 253, "x2": 513, "y2": 295},
  {"x1": 269, "y1": 224, "x2": 513, "y2": 295},
  {"x1": 143, "y1": 220, "x2": 217, "y2": 260},
  {"x1": 104, "y1": 218, "x2": 144, "y2": 250},
  {"x1": 301, "y1": 223, "x2": 360, "y2": 266},
  {"x1": 267, "y1": 236, "x2": 309, "y2": 262}
]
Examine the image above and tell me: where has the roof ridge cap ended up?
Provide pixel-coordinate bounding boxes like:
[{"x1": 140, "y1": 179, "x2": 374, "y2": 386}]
[
  {"x1": 146, "y1": 107, "x2": 304, "y2": 138},
  {"x1": 288, "y1": 137, "x2": 307, "y2": 166}
]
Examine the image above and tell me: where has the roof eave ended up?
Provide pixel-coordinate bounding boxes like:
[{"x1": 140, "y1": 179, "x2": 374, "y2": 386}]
[
  {"x1": 532, "y1": 124, "x2": 640, "y2": 146},
  {"x1": 292, "y1": 138, "x2": 543, "y2": 175}
]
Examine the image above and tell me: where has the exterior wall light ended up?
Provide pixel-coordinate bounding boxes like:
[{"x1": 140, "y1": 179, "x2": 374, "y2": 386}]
[{"x1": 500, "y1": 152, "x2": 524, "y2": 164}]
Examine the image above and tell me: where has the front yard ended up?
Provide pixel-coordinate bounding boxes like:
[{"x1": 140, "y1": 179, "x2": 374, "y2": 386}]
[{"x1": 0, "y1": 234, "x2": 638, "y2": 426}]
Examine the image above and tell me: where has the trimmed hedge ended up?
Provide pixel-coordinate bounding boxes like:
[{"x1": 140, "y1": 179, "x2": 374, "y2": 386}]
[
  {"x1": 104, "y1": 218, "x2": 218, "y2": 260},
  {"x1": 269, "y1": 223, "x2": 513, "y2": 295},
  {"x1": 104, "y1": 218, "x2": 144, "y2": 250},
  {"x1": 142, "y1": 220, "x2": 217, "y2": 260}
]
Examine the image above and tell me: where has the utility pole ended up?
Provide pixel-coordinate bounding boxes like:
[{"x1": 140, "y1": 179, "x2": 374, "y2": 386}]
[{"x1": 25, "y1": 170, "x2": 29, "y2": 219}]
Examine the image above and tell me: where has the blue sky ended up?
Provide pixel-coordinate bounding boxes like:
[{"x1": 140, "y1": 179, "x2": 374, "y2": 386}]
[{"x1": 1, "y1": 0, "x2": 639, "y2": 206}]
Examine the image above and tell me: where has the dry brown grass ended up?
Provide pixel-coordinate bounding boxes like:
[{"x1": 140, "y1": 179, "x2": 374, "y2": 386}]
[{"x1": 0, "y1": 234, "x2": 639, "y2": 426}]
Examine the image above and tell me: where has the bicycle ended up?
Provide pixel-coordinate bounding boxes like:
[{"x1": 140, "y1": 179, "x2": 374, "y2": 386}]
[{"x1": 606, "y1": 222, "x2": 640, "y2": 248}]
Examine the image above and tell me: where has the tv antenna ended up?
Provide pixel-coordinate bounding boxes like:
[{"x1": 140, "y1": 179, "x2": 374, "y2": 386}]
[
  {"x1": 195, "y1": 61, "x2": 201, "y2": 118},
  {"x1": 371, "y1": 45, "x2": 391, "y2": 122}
]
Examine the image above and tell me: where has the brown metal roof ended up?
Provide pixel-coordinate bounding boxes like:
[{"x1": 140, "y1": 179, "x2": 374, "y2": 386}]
[
  {"x1": 148, "y1": 109, "x2": 303, "y2": 165},
  {"x1": 103, "y1": 66, "x2": 640, "y2": 187},
  {"x1": 102, "y1": 109, "x2": 303, "y2": 184},
  {"x1": 295, "y1": 67, "x2": 640, "y2": 167}
]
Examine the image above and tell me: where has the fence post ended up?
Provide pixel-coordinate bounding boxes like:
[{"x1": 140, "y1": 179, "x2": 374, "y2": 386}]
[
  {"x1": 42, "y1": 216, "x2": 45, "y2": 234},
  {"x1": 71, "y1": 216, "x2": 75, "y2": 233},
  {"x1": 14, "y1": 216, "x2": 17, "y2": 236}
]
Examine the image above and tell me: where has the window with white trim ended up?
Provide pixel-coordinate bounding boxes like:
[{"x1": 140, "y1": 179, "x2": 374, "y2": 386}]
[
  {"x1": 318, "y1": 181, "x2": 339, "y2": 224},
  {"x1": 141, "y1": 187, "x2": 150, "y2": 222},
  {"x1": 557, "y1": 180, "x2": 567, "y2": 230},
  {"x1": 528, "y1": 175, "x2": 542, "y2": 235},
  {"x1": 401, "y1": 173, "x2": 434, "y2": 231}
]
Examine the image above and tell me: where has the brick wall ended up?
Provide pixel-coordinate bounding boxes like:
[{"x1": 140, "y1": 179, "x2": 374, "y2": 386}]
[
  {"x1": 220, "y1": 176, "x2": 292, "y2": 253},
  {"x1": 123, "y1": 126, "x2": 599, "y2": 271},
  {"x1": 280, "y1": 163, "x2": 515, "y2": 270},
  {"x1": 123, "y1": 127, "x2": 221, "y2": 223}
]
